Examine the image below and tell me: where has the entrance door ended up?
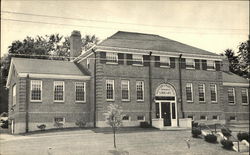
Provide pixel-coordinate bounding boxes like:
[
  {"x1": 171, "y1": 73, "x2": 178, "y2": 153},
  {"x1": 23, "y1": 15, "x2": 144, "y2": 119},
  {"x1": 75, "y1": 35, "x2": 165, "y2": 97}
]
[{"x1": 161, "y1": 102, "x2": 171, "y2": 126}]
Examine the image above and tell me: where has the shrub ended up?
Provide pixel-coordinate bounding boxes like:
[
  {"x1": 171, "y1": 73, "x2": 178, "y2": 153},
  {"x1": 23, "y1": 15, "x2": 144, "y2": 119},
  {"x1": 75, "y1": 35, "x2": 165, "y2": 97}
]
[
  {"x1": 237, "y1": 132, "x2": 249, "y2": 142},
  {"x1": 0, "y1": 120, "x2": 8, "y2": 128},
  {"x1": 192, "y1": 128, "x2": 202, "y2": 138},
  {"x1": 221, "y1": 128, "x2": 232, "y2": 137},
  {"x1": 220, "y1": 139, "x2": 233, "y2": 150},
  {"x1": 75, "y1": 120, "x2": 86, "y2": 128},
  {"x1": 192, "y1": 122, "x2": 199, "y2": 128},
  {"x1": 204, "y1": 134, "x2": 217, "y2": 143},
  {"x1": 37, "y1": 124, "x2": 46, "y2": 131},
  {"x1": 140, "y1": 122, "x2": 151, "y2": 128}
]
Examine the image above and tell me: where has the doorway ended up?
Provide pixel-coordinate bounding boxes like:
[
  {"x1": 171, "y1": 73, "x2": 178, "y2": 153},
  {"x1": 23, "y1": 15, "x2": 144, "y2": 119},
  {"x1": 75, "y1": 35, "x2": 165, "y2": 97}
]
[{"x1": 161, "y1": 102, "x2": 171, "y2": 126}]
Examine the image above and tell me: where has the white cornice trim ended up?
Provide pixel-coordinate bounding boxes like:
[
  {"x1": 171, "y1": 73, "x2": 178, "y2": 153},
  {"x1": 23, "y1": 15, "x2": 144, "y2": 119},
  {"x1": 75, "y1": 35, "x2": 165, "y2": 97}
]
[
  {"x1": 96, "y1": 45, "x2": 223, "y2": 61},
  {"x1": 6, "y1": 60, "x2": 14, "y2": 88},
  {"x1": 223, "y1": 82, "x2": 249, "y2": 87},
  {"x1": 76, "y1": 52, "x2": 94, "y2": 63},
  {"x1": 18, "y1": 73, "x2": 91, "y2": 80}
]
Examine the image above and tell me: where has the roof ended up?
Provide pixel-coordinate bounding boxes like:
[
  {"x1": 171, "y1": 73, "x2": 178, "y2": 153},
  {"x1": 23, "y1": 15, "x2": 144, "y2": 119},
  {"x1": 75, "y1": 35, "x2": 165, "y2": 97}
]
[
  {"x1": 11, "y1": 57, "x2": 88, "y2": 76},
  {"x1": 99, "y1": 31, "x2": 218, "y2": 56},
  {"x1": 222, "y1": 71, "x2": 249, "y2": 83}
]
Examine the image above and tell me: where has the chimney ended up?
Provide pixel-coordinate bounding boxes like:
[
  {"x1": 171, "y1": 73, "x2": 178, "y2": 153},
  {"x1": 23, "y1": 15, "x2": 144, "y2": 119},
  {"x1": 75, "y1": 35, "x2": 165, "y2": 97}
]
[
  {"x1": 70, "y1": 30, "x2": 82, "y2": 59},
  {"x1": 221, "y1": 57, "x2": 230, "y2": 72}
]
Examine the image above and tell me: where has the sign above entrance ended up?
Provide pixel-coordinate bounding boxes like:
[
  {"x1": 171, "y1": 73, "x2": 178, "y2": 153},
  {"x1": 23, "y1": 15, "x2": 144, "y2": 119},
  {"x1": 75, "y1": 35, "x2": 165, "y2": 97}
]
[{"x1": 155, "y1": 84, "x2": 176, "y2": 97}]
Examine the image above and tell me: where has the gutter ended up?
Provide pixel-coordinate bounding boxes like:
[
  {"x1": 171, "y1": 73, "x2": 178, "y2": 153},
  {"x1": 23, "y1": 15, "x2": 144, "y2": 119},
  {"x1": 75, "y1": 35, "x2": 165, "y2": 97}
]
[
  {"x1": 93, "y1": 49, "x2": 97, "y2": 128},
  {"x1": 178, "y1": 54, "x2": 184, "y2": 120},
  {"x1": 148, "y1": 51, "x2": 152, "y2": 126},
  {"x1": 25, "y1": 74, "x2": 30, "y2": 133}
]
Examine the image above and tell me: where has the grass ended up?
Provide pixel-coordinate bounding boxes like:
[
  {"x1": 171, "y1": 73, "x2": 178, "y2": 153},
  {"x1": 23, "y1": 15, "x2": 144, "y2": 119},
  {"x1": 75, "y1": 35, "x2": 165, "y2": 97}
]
[{"x1": 0, "y1": 127, "x2": 240, "y2": 155}]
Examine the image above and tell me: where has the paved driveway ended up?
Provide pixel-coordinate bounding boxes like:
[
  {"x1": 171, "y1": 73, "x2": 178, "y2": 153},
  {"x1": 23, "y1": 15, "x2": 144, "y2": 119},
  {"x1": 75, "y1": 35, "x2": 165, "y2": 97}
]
[{"x1": 0, "y1": 128, "x2": 240, "y2": 155}]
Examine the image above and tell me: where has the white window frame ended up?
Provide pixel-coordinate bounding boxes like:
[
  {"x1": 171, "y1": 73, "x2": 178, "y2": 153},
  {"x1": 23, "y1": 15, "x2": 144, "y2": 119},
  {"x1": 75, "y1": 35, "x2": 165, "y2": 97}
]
[
  {"x1": 30, "y1": 80, "x2": 42, "y2": 102},
  {"x1": 160, "y1": 56, "x2": 170, "y2": 68},
  {"x1": 207, "y1": 60, "x2": 215, "y2": 71},
  {"x1": 136, "y1": 81, "x2": 144, "y2": 101},
  {"x1": 121, "y1": 80, "x2": 130, "y2": 101},
  {"x1": 198, "y1": 84, "x2": 206, "y2": 102},
  {"x1": 228, "y1": 88, "x2": 236, "y2": 105},
  {"x1": 54, "y1": 117, "x2": 65, "y2": 125},
  {"x1": 186, "y1": 83, "x2": 193, "y2": 102},
  {"x1": 241, "y1": 88, "x2": 249, "y2": 105},
  {"x1": 53, "y1": 81, "x2": 65, "y2": 102},
  {"x1": 137, "y1": 115, "x2": 145, "y2": 121},
  {"x1": 87, "y1": 58, "x2": 90, "y2": 69},
  {"x1": 132, "y1": 54, "x2": 143, "y2": 66},
  {"x1": 12, "y1": 84, "x2": 16, "y2": 105},
  {"x1": 210, "y1": 84, "x2": 217, "y2": 103},
  {"x1": 186, "y1": 58, "x2": 195, "y2": 69},
  {"x1": 75, "y1": 82, "x2": 86, "y2": 103},
  {"x1": 106, "y1": 52, "x2": 118, "y2": 64},
  {"x1": 200, "y1": 115, "x2": 207, "y2": 120},
  {"x1": 106, "y1": 80, "x2": 115, "y2": 101}
]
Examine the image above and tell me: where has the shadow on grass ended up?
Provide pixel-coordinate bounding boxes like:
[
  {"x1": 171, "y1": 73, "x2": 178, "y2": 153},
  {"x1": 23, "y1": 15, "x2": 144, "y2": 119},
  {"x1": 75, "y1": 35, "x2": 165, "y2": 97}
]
[
  {"x1": 91, "y1": 127, "x2": 158, "y2": 134},
  {"x1": 108, "y1": 149, "x2": 129, "y2": 155}
]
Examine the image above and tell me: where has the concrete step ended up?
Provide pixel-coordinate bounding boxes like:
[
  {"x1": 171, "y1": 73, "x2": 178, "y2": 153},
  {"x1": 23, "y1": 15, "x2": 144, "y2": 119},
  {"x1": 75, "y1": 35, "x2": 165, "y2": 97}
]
[{"x1": 160, "y1": 127, "x2": 190, "y2": 131}]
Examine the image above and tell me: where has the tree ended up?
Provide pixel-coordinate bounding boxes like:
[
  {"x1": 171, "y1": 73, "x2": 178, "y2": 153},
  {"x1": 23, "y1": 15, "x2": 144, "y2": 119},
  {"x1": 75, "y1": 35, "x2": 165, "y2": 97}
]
[
  {"x1": 222, "y1": 49, "x2": 241, "y2": 75},
  {"x1": 104, "y1": 104, "x2": 123, "y2": 148},
  {"x1": 237, "y1": 40, "x2": 250, "y2": 78}
]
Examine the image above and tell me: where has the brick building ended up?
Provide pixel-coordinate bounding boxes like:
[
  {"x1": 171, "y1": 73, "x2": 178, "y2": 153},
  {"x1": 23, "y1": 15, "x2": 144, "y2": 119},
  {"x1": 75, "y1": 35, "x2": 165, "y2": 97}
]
[{"x1": 6, "y1": 30, "x2": 249, "y2": 134}]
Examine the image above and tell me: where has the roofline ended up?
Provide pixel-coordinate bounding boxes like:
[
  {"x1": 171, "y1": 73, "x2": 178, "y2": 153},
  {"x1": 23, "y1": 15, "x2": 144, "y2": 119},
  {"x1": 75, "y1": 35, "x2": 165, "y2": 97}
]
[
  {"x1": 96, "y1": 45, "x2": 223, "y2": 61},
  {"x1": 18, "y1": 73, "x2": 91, "y2": 80},
  {"x1": 223, "y1": 82, "x2": 249, "y2": 87},
  {"x1": 6, "y1": 59, "x2": 14, "y2": 88}
]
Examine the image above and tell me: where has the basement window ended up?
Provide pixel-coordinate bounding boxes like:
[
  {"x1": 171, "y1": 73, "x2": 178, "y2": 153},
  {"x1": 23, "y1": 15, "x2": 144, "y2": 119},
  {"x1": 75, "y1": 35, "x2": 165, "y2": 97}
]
[
  {"x1": 229, "y1": 116, "x2": 236, "y2": 121},
  {"x1": 122, "y1": 115, "x2": 130, "y2": 121},
  {"x1": 137, "y1": 116, "x2": 145, "y2": 121},
  {"x1": 212, "y1": 115, "x2": 219, "y2": 120},
  {"x1": 200, "y1": 115, "x2": 207, "y2": 120}
]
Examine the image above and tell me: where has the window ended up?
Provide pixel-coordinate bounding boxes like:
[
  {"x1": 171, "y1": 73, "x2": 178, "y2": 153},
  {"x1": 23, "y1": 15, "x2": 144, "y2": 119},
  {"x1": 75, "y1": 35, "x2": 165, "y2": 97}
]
[
  {"x1": 54, "y1": 81, "x2": 64, "y2": 102},
  {"x1": 229, "y1": 116, "x2": 236, "y2": 121},
  {"x1": 12, "y1": 84, "x2": 16, "y2": 105},
  {"x1": 187, "y1": 115, "x2": 194, "y2": 120},
  {"x1": 133, "y1": 54, "x2": 143, "y2": 66},
  {"x1": 54, "y1": 117, "x2": 65, "y2": 124},
  {"x1": 207, "y1": 60, "x2": 215, "y2": 70},
  {"x1": 241, "y1": 88, "x2": 249, "y2": 105},
  {"x1": 212, "y1": 115, "x2": 219, "y2": 120},
  {"x1": 106, "y1": 80, "x2": 114, "y2": 100},
  {"x1": 121, "y1": 80, "x2": 130, "y2": 101},
  {"x1": 228, "y1": 88, "x2": 235, "y2": 104},
  {"x1": 200, "y1": 115, "x2": 206, "y2": 120},
  {"x1": 75, "y1": 82, "x2": 86, "y2": 102},
  {"x1": 186, "y1": 83, "x2": 193, "y2": 102},
  {"x1": 87, "y1": 58, "x2": 90, "y2": 69},
  {"x1": 198, "y1": 84, "x2": 205, "y2": 102},
  {"x1": 122, "y1": 115, "x2": 130, "y2": 121},
  {"x1": 186, "y1": 58, "x2": 195, "y2": 69},
  {"x1": 136, "y1": 81, "x2": 144, "y2": 101},
  {"x1": 30, "y1": 80, "x2": 42, "y2": 101},
  {"x1": 106, "y1": 52, "x2": 118, "y2": 63},
  {"x1": 210, "y1": 84, "x2": 217, "y2": 102},
  {"x1": 137, "y1": 116, "x2": 145, "y2": 121},
  {"x1": 160, "y1": 56, "x2": 170, "y2": 67}
]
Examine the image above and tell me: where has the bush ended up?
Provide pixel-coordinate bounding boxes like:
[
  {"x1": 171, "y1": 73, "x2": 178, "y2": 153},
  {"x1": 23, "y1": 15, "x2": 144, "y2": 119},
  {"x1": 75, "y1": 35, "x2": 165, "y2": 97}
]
[
  {"x1": 140, "y1": 122, "x2": 151, "y2": 128},
  {"x1": 75, "y1": 120, "x2": 86, "y2": 128},
  {"x1": 192, "y1": 122, "x2": 199, "y2": 128},
  {"x1": 204, "y1": 134, "x2": 217, "y2": 143},
  {"x1": 221, "y1": 128, "x2": 232, "y2": 137},
  {"x1": 220, "y1": 139, "x2": 233, "y2": 150},
  {"x1": 37, "y1": 124, "x2": 46, "y2": 131},
  {"x1": 0, "y1": 120, "x2": 8, "y2": 128},
  {"x1": 237, "y1": 132, "x2": 249, "y2": 142},
  {"x1": 192, "y1": 128, "x2": 202, "y2": 138}
]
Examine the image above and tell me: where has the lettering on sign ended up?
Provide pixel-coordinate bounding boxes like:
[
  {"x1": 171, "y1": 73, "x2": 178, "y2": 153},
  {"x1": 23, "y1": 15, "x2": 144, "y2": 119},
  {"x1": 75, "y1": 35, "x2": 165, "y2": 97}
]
[{"x1": 155, "y1": 84, "x2": 176, "y2": 97}]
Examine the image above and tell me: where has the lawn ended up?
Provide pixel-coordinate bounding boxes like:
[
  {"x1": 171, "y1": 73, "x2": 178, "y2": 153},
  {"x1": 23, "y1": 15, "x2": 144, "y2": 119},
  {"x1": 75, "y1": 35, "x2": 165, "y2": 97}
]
[{"x1": 0, "y1": 128, "x2": 240, "y2": 155}]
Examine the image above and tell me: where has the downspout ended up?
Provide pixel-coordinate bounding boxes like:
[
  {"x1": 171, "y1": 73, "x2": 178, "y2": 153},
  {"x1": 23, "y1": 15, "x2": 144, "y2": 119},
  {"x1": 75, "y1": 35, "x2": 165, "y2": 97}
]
[
  {"x1": 92, "y1": 50, "x2": 97, "y2": 128},
  {"x1": 148, "y1": 51, "x2": 152, "y2": 126},
  {"x1": 178, "y1": 54, "x2": 184, "y2": 119},
  {"x1": 25, "y1": 74, "x2": 30, "y2": 133}
]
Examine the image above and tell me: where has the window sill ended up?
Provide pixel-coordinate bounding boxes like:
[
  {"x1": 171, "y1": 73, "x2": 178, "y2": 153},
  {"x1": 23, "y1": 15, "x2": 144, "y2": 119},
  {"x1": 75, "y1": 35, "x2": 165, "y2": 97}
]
[
  {"x1": 106, "y1": 99, "x2": 115, "y2": 102},
  {"x1": 242, "y1": 104, "x2": 249, "y2": 106},
  {"x1": 228, "y1": 103, "x2": 236, "y2": 106},
  {"x1": 137, "y1": 100, "x2": 144, "y2": 102},
  {"x1": 160, "y1": 66, "x2": 170, "y2": 68},
  {"x1": 187, "y1": 101, "x2": 193, "y2": 104},
  {"x1": 132, "y1": 64, "x2": 143, "y2": 67},
  {"x1": 30, "y1": 100, "x2": 42, "y2": 103},
  {"x1": 207, "y1": 69, "x2": 215, "y2": 71},
  {"x1": 54, "y1": 101, "x2": 65, "y2": 104},
  {"x1": 186, "y1": 67, "x2": 195, "y2": 70},
  {"x1": 199, "y1": 102, "x2": 206, "y2": 104},
  {"x1": 122, "y1": 100, "x2": 130, "y2": 102},
  {"x1": 211, "y1": 102, "x2": 218, "y2": 104},
  {"x1": 75, "y1": 101, "x2": 86, "y2": 104},
  {"x1": 106, "y1": 62, "x2": 118, "y2": 65}
]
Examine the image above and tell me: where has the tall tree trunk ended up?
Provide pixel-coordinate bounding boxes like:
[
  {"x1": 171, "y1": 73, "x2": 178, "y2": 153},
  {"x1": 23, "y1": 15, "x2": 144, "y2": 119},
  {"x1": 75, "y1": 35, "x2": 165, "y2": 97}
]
[{"x1": 113, "y1": 127, "x2": 116, "y2": 148}]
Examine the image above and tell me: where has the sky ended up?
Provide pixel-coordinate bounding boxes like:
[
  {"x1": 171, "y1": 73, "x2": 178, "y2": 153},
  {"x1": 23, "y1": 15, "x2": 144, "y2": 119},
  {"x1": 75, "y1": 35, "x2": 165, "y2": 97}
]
[{"x1": 1, "y1": 1, "x2": 249, "y2": 57}]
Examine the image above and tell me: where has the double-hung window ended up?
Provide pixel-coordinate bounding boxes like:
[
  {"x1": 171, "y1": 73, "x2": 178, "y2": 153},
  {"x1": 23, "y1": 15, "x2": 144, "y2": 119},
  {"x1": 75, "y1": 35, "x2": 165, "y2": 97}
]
[
  {"x1": 241, "y1": 88, "x2": 249, "y2": 105},
  {"x1": 106, "y1": 80, "x2": 114, "y2": 100},
  {"x1": 54, "y1": 81, "x2": 64, "y2": 102},
  {"x1": 12, "y1": 84, "x2": 16, "y2": 105},
  {"x1": 207, "y1": 60, "x2": 215, "y2": 70},
  {"x1": 106, "y1": 52, "x2": 118, "y2": 64},
  {"x1": 186, "y1": 83, "x2": 193, "y2": 102},
  {"x1": 133, "y1": 54, "x2": 143, "y2": 66},
  {"x1": 30, "y1": 80, "x2": 42, "y2": 102},
  {"x1": 160, "y1": 56, "x2": 170, "y2": 67},
  {"x1": 75, "y1": 82, "x2": 86, "y2": 102},
  {"x1": 121, "y1": 80, "x2": 130, "y2": 101},
  {"x1": 228, "y1": 88, "x2": 235, "y2": 104},
  {"x1": 186, "y1": 59, "x2": 195, "y2": 69},
  {"x1": 136, "y1": 81, "x2": 144, "y2": 101},
  {"x1": 198, "y1": 84, "x2": 205, "y2": 102},
  {"x1": 210, "y1": 84, "x2": 217, "y2": 102}
]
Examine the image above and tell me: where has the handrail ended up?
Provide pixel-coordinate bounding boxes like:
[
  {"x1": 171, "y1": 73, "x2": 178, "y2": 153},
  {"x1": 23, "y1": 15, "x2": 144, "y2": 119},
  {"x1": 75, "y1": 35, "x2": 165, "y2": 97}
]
[{"x1": 220, "y1": 124, "x2": 240, "y2": 152}]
